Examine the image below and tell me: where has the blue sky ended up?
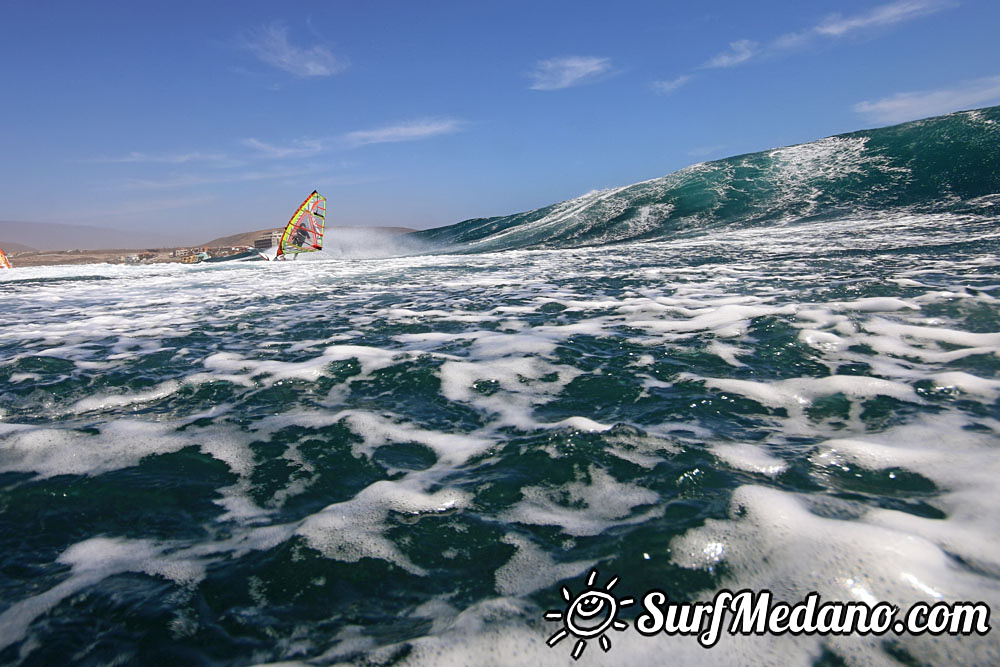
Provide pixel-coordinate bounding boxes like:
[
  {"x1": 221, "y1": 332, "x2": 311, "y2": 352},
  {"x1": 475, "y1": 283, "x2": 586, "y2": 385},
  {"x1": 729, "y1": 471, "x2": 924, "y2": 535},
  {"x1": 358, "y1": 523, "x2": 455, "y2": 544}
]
[{"x1": 1, "y1": 0, "x2": 999, "y2": 245}]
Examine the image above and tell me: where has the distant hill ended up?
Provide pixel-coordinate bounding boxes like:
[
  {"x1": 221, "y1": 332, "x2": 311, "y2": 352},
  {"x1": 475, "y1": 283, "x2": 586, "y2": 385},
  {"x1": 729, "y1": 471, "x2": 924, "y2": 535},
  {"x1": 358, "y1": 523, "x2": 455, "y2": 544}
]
[
  {"x1": 200, "y1": 228, "x2": 283, "y2": 248},
  {"x1": 0, "y1": 241, "x2": 38, "y2": 253},
  {"x1": 200, "y1": 225, "x2": 417, "y2": 248},
  {"x1": 0, "y1": 220, "x2": 179, "y2": 251}
]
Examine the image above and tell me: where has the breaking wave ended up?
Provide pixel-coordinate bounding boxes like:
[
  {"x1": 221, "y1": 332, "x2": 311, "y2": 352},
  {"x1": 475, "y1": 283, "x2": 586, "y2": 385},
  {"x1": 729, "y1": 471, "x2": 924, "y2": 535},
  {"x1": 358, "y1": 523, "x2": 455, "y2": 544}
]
[{"x1": 414, "y1": 106, "x2": 1000, "y2": 251}]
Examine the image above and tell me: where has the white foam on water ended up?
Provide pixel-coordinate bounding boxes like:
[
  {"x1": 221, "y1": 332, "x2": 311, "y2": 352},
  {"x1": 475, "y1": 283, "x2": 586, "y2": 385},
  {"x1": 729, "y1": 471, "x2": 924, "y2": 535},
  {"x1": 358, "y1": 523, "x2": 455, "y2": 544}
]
[
  {"x1": 335, "y1": 410, "x2": 494, "y2": 465},
  {"x1": 600, "y1": 430, "x2": 681, "y2": 469},
  {"x1": 255, "y1": 407, "x2": 499, "y2": 572},
  {"x1": 374, "y1": 594, "x2": 825, "y2": 667},
  {"x1": 0, "y1": 514, "x2": 310, "y2": 656},
  {"x1": 392, "y1": 331, "x2": 483, "y2": 348},
  {"x1": 203, "y1": 350, "x2": 337, "y2": 383},
  {"x1": 466, "y1": 331, "x2": 562, "y2": 359},
  {"x1": 501, "y1": 465, "x2": 660, "y2": 537},
  {"x1": 374, "y1": 306, "x2": 497, "y2": 324},
  {"x1": 631, "y1": 353, "x2": 655, "y2": 367},
  {"x1": 711, "y1": 442, "x2": 788, "y2": 477},
  {"x1": 670, "y1": 483, "x2": 999, "y2": 665},
  {"x1": 0, "y1": 421, "x2": 32, "y2": 436},
  {"x1": 834, "y1": 297, "x2": 919, "y2": 312},
  {"x1": 533, "y1": 318, "x2": 618, "y2": 340},
  {"x1": 206, "y1": 406, "x2": 494, "y2": 522},
  {"x1": 863, "y1": 317, "x2": 1000, "y2": 348},
  {"x1": 438, "y1": 355, "x2": 580, "y2": 430},
  {"x1": 0, "y1": 420, "x2": 191, "y2": 478},
  {"x1": 191, "y1": 345, "x2": 416, "y2": 405},
  {"x1": 626, "y1": 303, "x2": 797, "y2": 338},
  {"x1": 296, "y1": 479, "x2": 469, "y2": 574},
  {"x1": 707, "y1": 340, "x2": 749, "y2": 367},
  {"x1": 541, "y1": 415, "x2": 613, "y2": 432},
  {"x1": 71, "y1": 379, "x2": 183, "y2": 412},
  {"x1": 0, "y1": 415, "x2": 280, "y2": 530},
  {"x1": 697, "y1": 374, "x2": 919, "y2": 412},
  {"x1": 0, "y1": 536, "x2": 204, "y2": 653},
  {"x1": 929, "y1": 371, "x2": 1000, "y2": 399},
  {"x1": 811, "y1": 413, "x2": 1000, "y2": 578},
  {"x1": 397, "y1": 598, "x2": 564, "y2": 666},
  {"x1": 798, "y1": 328, "x2": 849, "y2": 351},
  {"x1": 4, "y1": 213, "x2": 1000, "y2": 663},
  {"x1": 494, "y1": 533, "x2": 594, "y2": 597},
  {"x1": 789, "y1": 302, "x2": 1000, "y2": 369},
  {"x1": 888, "y1": 278, "x2": 926, "y2": 288},
  {"x1": 669, "y1": 410, "x2": 1000, "y2": 663},
  {"x1": 7, "y1": 373, "x2": 42, "y2": 383}
]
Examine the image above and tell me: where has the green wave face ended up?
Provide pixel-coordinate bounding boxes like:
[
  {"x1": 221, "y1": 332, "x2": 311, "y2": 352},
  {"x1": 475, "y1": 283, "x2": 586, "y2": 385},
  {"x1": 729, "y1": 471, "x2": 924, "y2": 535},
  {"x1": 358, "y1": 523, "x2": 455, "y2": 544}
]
[{"x1": 414, "y1": 106, "x2": 1000, "y2": 252}]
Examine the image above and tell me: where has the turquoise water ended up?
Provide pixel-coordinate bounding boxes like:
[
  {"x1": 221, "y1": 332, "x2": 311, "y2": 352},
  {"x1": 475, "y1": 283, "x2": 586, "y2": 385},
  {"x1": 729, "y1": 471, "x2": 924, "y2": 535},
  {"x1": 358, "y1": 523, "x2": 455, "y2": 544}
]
[{"x1": 1, "y1": 109, "x2": 999, "y2": 665}]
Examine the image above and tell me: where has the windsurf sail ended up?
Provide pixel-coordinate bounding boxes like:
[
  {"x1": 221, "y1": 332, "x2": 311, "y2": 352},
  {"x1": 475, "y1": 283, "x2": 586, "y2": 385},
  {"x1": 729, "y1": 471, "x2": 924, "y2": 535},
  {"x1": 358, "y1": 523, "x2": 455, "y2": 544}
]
[
  {"x1": 275, "y1": 191, "x2": 326, "y2": 260},
  {"x1": 0, "y1": 248, "x2": 11, "y2": 269}
]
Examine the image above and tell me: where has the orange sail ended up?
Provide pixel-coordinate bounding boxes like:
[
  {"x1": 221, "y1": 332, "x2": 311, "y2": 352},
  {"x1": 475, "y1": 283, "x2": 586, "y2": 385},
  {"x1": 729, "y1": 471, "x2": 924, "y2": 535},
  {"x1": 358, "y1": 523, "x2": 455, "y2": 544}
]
[{"x1": 0, "y1": 248, "x2": 11, "y2": 269}]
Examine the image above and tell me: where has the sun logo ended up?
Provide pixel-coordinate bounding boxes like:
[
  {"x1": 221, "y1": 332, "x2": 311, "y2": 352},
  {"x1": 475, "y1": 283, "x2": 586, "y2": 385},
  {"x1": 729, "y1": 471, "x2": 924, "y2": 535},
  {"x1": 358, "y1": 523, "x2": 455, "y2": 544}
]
[{"x1": 544, "y1": 569, "x2": 634, "y2": 660}]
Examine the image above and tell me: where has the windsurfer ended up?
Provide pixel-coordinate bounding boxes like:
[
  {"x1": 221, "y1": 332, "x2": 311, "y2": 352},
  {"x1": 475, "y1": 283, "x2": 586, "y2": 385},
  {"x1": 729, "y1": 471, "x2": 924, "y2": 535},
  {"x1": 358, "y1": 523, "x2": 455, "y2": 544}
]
[
  {"x1": 275, "y1": 191, "x2": 326, "y2": 260},
  {"x1": 292, "y1": 226, "x2": 309, "y2": 247}
]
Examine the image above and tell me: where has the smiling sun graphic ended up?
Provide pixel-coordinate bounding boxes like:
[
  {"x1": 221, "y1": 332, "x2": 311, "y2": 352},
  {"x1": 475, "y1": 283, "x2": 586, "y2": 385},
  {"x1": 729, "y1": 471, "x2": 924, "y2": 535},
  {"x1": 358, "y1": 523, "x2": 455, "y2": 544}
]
[{"x1": 544, "y1": 570, "x2": 634, "y2": 660}]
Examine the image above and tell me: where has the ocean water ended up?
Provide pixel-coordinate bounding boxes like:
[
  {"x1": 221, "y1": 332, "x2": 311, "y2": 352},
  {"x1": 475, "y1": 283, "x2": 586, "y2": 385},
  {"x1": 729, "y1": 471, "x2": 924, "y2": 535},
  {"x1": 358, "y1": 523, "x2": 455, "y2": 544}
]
[{"x1": 2, "y1": 109, "x2": 1000, "y2": 665}]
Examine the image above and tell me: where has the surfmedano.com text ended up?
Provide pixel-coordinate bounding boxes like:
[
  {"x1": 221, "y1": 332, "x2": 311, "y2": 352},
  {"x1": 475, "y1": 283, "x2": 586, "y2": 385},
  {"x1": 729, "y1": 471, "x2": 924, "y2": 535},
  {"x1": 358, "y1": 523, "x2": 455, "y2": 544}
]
[{"x1": 636, "y1": 589, "x2": 991, "y2": 647}]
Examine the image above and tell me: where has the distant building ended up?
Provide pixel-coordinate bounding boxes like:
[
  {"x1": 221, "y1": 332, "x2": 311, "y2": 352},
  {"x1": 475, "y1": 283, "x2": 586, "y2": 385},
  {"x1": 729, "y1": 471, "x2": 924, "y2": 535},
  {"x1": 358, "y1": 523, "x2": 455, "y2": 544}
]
[{"x1": 254, "y1": 231, "x2": 281, "y2": 249}]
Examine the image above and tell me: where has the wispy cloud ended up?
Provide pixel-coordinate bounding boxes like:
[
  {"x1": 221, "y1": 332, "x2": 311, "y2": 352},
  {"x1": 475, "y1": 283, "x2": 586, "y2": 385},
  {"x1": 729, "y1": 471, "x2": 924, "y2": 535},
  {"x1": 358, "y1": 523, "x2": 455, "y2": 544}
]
[
  {"x1": 651, "y1": 74, "x2": 693, "y2": 95},
  {"x1": 529, "y1": 56, "x2": 612, "y2": 90},
  {"x1": 342, "y1": 118, "x2": 465, "y2": 147},
  {"x1": 769, "y1": 0, "x2": 952, "y2": 58},
  {"x1": 703, "y1": 40, "x2": 758, "y2": 69},
  {"x1": 697, "y1": 0, "x2": 951, "y2": 71},
  {"x1": 123, "y1": 164, "x2": 328, "y2": 190},
  {"x1": 656, "y1": 1, "x2": 951, "y2": 94},
  {"x1": 85, "y1": 151, "x2": 230, "y2": 164},
  {"x1": 815, "y1": 0, "x2": 950, "y2": 37},
  {"x1": 854, "y1": 75, "x2": 1000, "y2": 124},
  {"x1": 243, "y1": 137, "x2": 327, "y2": 158},
  {"x1": 244, "y1": 22, "x2": 348, "y2": 77},
  {"x1": 94, "y1": 117, "x2": 465, "y2": 193}
]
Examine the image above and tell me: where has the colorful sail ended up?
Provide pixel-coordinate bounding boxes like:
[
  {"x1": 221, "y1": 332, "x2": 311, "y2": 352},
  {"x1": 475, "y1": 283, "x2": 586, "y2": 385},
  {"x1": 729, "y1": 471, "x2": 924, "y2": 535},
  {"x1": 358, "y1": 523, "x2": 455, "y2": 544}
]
[
  {"x1": 276, "y1": 191, "x2": 326, "y2": 260},
  {"x1": 0, "y1": 248, "x2": 11, "y2": 269}
]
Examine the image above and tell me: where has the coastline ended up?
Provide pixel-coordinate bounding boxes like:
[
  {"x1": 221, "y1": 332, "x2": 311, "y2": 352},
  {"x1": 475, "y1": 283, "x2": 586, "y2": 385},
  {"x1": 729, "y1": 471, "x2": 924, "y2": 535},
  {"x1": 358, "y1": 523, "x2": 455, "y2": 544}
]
[
  {"x1": 3, "y1": 225, "x2": 419, "y2": 268},
  {"x1": 6, "y1": 248, "x2": 191, "y2": 267}
]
